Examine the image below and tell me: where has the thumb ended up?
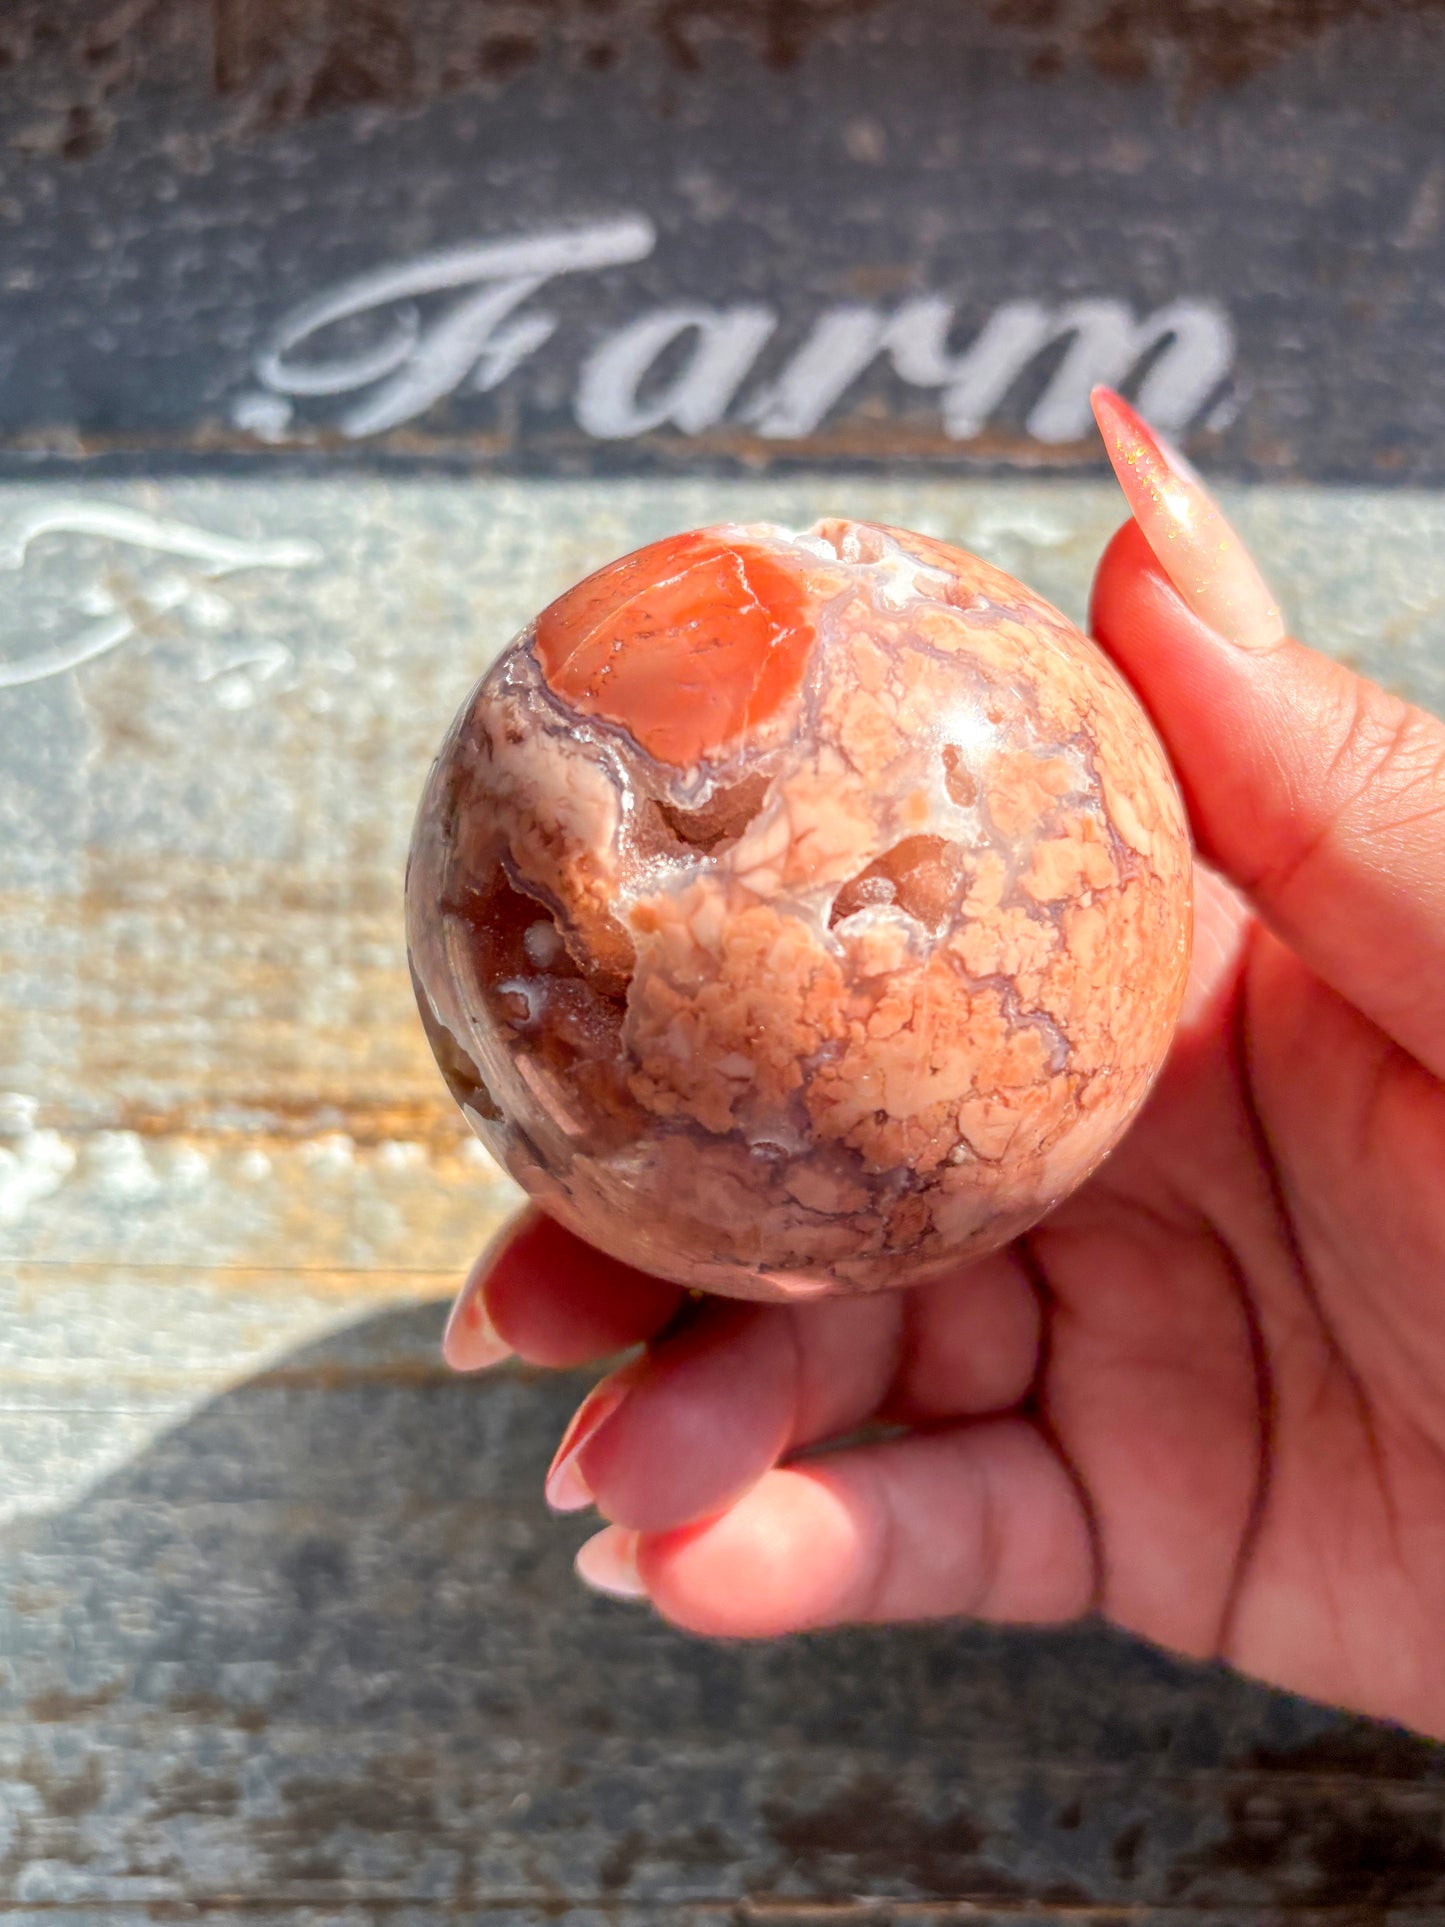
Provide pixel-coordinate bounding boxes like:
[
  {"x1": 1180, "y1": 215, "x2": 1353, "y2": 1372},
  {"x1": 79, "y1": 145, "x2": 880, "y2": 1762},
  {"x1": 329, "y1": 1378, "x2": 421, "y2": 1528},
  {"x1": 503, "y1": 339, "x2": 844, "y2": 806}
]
[{"x1": 1089, "y1": 389, "x2": 1445, "y2": 1079}]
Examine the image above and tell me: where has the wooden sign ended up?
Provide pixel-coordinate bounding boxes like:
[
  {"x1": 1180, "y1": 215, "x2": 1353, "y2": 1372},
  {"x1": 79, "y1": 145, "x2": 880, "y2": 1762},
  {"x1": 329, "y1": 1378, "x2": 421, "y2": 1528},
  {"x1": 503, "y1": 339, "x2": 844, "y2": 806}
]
[{"x1": 0, "y1": 0, "x2": 1441, "y2": 477}]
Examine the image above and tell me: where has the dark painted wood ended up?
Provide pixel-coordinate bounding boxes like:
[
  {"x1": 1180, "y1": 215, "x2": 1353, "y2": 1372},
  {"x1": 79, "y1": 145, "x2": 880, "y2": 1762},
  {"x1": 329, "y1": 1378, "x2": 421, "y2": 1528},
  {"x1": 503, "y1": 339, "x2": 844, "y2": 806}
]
[{"x1": 0, "y1": 0, "x2": 1440, "y2": 478}]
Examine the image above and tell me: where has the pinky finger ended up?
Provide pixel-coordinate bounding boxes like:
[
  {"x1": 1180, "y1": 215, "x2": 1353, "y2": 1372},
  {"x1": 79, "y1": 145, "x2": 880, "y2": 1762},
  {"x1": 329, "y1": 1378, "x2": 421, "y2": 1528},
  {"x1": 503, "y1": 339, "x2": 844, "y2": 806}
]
[{"x1": 578, "y1": 1421, "x2": 1097, "y2": 1639}]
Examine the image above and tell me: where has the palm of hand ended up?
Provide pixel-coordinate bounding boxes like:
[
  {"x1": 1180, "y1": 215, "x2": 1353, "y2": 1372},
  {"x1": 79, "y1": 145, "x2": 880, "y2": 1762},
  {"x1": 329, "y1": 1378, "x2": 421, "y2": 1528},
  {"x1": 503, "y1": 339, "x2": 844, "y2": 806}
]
[
  {"x1": 454, "y1": 498, "x2": 1445, "y2": 1742},
  {"x1": 1037, "y1": 866, "x2": 1445, "y2": 1727}
]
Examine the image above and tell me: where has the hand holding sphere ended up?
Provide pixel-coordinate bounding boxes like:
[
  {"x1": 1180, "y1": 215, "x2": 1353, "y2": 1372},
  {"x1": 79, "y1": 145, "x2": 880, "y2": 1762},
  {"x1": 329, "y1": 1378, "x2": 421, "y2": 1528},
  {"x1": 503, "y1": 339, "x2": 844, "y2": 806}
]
[{"x1": 410, "y1": 389, "x2": 1445, "y2": 1745}]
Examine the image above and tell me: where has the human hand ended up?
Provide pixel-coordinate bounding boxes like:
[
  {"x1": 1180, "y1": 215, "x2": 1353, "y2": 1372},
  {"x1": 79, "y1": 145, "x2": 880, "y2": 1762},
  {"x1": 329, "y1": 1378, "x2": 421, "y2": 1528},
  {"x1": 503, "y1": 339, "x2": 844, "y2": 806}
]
[{"x1": 444, "y1": 389, "x2": 1445, "y2": 1739}]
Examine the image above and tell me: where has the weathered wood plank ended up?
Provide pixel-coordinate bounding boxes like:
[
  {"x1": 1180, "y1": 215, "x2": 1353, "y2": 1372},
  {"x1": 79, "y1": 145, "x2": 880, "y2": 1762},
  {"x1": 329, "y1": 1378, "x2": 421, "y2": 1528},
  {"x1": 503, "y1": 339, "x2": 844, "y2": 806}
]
[
  {"x1": 10, "y1": 1903, "x2": 1445, "y2": 1921},
  {"x1": 4, "y1": 477, "x2": 1445, "y2": 1916},
  {"x1": 5, "y1": 1318, "x2": 1445, "y2": 1917}
]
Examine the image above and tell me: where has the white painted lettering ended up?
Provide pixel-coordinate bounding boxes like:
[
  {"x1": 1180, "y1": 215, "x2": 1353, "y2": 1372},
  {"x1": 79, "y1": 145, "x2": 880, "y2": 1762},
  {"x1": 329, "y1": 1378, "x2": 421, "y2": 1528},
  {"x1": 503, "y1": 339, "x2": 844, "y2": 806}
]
[
  {"x1": 0, "y1": 504, "x2": 320, "y2": 690},
  {"x1": 251, "y1": 218, "x2": 657, "y2": 437},
  {"x1": 888, "y1": 296, "x2": 1234, "y2": 442},
  {"x1": 746, "y1": 293, "x2": 1233, "y2": 442},
  {"x1": 743, "y1": 306, "x2": 892, "y2": 439},
  {"x1": 237, "y1": 216, "x2": 1236, "y2": 451},
  {"x1": 575, "y1": 304, "x2": 777, "y2": 438}
]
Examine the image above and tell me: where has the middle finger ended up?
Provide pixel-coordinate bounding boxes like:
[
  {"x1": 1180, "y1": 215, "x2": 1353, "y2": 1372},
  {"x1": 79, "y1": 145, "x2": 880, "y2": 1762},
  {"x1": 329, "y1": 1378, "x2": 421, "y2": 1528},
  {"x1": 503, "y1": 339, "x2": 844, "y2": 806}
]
[{"x1": 558, "y1": 1247, "x2": 1043, "y2": 1533}]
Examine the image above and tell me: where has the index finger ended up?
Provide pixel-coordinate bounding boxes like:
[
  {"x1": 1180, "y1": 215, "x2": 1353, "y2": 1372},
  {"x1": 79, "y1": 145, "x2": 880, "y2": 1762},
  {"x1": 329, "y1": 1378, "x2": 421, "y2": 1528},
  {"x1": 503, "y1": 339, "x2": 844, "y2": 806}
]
[{"x1": 1090, "y1": 389, "x2": 1445, "y2": 1078}]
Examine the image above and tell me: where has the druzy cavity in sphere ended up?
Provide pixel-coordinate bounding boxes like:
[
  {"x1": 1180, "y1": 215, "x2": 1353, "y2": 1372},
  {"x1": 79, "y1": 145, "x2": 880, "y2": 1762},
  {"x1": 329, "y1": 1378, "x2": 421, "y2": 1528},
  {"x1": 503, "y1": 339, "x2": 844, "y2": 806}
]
[{"x1": 406, "y1": 521, "x2": 1192, "y2": 1298}]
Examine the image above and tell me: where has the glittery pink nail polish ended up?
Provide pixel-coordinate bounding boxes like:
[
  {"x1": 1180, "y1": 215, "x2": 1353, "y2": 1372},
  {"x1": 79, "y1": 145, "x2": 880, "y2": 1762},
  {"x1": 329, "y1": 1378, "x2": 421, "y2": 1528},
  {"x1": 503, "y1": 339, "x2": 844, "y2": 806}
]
[{"x1": 1092, "y1": 386, "x2": 1286, "y2": 652}]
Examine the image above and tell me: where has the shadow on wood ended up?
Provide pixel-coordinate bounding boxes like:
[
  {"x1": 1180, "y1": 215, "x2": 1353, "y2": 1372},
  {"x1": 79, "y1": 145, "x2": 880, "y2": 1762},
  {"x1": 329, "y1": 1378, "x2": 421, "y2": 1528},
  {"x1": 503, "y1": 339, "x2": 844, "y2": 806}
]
[{"x1": 3, "y1": 1304, "x2": 1445, "y2": 1921}]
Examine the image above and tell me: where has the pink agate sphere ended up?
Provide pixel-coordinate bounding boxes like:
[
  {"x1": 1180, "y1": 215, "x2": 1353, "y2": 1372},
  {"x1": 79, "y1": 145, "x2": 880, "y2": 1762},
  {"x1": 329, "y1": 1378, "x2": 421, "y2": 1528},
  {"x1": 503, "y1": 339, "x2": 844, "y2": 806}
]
[{"x1": 406, "y1": 520, "x2": 1192, "y2": 1299}]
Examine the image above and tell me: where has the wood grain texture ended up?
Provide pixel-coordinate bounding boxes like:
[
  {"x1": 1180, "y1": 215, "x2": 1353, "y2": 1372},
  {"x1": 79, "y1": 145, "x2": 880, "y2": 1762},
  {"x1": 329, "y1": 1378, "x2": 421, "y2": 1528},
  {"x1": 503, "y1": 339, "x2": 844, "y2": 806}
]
[
  {"x1": 1, "y1": 1, "x2": 1443, "y2": 480},
  {"x1": 3, "y1": 477, "x2": 1445, "y2": 1916},
  {"x1": 7, "y1": 1312, "x2": 1445, "y2": 1918}
]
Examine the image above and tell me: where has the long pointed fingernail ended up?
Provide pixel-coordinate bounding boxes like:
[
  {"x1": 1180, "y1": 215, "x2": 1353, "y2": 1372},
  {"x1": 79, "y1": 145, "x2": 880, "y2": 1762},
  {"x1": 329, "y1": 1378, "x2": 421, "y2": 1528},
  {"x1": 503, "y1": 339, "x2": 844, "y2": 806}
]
[
  {"x1": 575, "y1": 1525, "x2": 647, "y2": 1600},
  {"x1": 442, "y1": 1266, "x2": 513, "y2": 1373},
  {"x1": 544, "y1": 1361, "x2": 642, "y2": 1513},
  {"x1": 1091, "y1": 386, "x2": 1286, "y2": 652}
]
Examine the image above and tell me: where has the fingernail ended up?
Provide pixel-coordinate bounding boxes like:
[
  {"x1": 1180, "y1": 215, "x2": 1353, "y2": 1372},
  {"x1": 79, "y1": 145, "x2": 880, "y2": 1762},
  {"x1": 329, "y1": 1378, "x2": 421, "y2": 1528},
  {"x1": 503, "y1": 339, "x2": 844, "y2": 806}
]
[
  {"x1": 575, "y1": 1525, "x2": 647, "y2": 1600},
  {"x1": 1091, "y1": 386, "x2": 1286, "y2": 652},
  {"x1": 544, "y1": 1362, "x2": 640, "y2": 1513},
  {"x1": 442, "y1": 1268, "x2": 513, "y2": 1373}
]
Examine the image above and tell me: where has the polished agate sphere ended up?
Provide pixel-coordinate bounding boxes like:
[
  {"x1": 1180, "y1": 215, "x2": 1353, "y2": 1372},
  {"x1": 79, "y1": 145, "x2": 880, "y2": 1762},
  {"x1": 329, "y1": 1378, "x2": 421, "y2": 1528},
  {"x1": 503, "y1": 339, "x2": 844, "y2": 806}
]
[{"x1": 406, "y1": 520, "x2": 1192, "y2": 1298}]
